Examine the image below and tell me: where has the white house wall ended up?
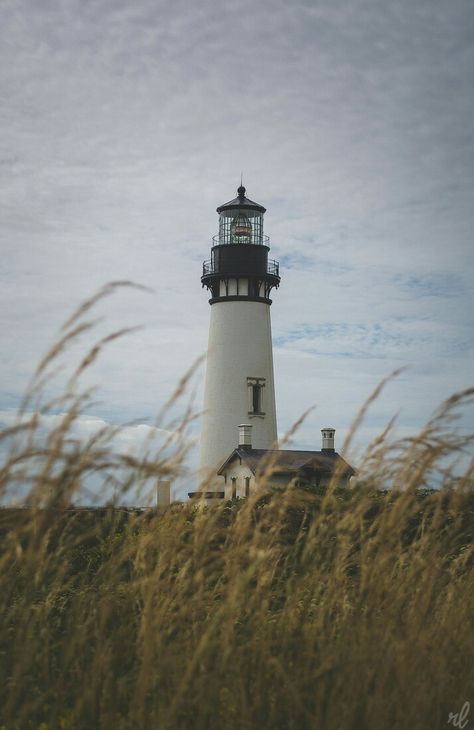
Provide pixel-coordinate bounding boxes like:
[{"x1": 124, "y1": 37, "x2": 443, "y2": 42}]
[
  {"x1": 223, "y1": 461, "x2": 255, "y2": 499},
  {"x1": 220, "y1": 460, "x2": 352, "y2": 497}
]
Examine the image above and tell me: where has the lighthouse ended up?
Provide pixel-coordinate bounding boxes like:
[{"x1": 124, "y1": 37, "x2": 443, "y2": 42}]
[{"x1": 199, "y1": 185, "x2": 281, "y2": 486}]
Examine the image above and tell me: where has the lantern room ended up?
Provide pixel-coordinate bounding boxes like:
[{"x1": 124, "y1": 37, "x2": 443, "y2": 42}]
[
  {"x1": 215, "y1": 185, "x2": 267, "y2": 246},
  {"x1": 202, "y1": 184, "x2": 280, "y2": 305}
]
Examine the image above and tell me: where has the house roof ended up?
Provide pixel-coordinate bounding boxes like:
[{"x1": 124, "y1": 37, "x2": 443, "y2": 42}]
[{"x1": 217, "y1": 448, "x2": 355, "y2": 478}]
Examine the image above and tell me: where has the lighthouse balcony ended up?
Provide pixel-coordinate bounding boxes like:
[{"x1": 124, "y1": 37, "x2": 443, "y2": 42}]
[{"x1": 202, "y1": 258, "x2": 279, "y2": 278}]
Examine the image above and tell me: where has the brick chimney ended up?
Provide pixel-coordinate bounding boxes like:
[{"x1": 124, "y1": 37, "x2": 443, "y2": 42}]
[
  {"x1": 321, "y1": 428, "x2": 335, "y2": 453},
  {"x1": 238, "y1": 424, "x2": 252, "y2": 450}
]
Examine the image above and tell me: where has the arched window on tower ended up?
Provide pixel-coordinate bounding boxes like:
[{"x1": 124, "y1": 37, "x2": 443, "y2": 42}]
[
  {"x1": 247, "y1": 377, "x2": 265, "y2": 416},
  {"x1": 252, "y1": 385, "x2": 260, "y2": 414}
]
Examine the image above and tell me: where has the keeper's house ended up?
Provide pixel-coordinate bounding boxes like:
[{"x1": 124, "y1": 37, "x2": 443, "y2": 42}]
[{"x1": 189, "y1": 424, "x2": 355, "y2": 501}]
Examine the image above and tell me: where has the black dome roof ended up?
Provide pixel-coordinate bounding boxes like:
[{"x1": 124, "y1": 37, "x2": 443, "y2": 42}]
[{"x1": 216, "y1": 185, "x2": 266, "y2": 214}]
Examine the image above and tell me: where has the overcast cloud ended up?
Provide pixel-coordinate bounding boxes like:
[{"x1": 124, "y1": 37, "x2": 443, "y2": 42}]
[{"x1": 1, "y1": 0, "x2": 473, "y2": 499}]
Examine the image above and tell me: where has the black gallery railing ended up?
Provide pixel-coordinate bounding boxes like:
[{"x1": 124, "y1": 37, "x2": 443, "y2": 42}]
[
  {"x1": 212, "y1": 234, "x2": 270, "y2": 247},
  {"x1": 202, "y1": 259, "x2": 279, "y2": 278}
]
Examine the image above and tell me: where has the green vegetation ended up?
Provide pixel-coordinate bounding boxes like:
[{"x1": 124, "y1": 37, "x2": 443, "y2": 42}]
[{"x1": 0, "y1": 287, "x2": 472, "y2": 729}]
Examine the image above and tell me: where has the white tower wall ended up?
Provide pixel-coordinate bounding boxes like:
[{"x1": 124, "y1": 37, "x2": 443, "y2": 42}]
[{"x1": 199, "y1": 298, "x2": 277, "y2": 481}]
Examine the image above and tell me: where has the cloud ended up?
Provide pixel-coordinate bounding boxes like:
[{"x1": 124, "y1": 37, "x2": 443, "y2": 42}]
[
  {"x1": 0, "y1": 0, "x2": 473, "y2": 497},
  {"x1": 0, "y1": 409, "x2": 175, "y2": 455},
  {"x1": 0, "y1": 408, "x2": 193, "y2": 503}
]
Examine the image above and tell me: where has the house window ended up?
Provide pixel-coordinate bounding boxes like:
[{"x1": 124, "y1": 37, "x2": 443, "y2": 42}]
[
  {"x1": 245, "y1": 477, "x2": 250, "y2": 497},
  {"x1": 231, "y1": 477, "x2": 237, "y2": 499},
  {"x1": 247, "y1": 377, "x2": 265, "y2": 416}
]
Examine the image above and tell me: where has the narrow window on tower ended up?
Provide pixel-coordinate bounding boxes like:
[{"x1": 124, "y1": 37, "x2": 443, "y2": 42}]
[
  {"x1": 252, "y1": 385, "x2": 260, "y2": 413},
  {"x1": 231, "y1": 477, "x2": 237, "y2": 499},
  {"x1": 245, "y1": 477, "x2": 250, "y2": 497},
  {"x1": 247, "y1": 377, "x2": 265, "y2": 416}
]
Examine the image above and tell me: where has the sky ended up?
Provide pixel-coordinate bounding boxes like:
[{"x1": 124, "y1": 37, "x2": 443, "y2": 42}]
[{"x1": 1, "y1": 0, "x2": 473, "y2": 500}]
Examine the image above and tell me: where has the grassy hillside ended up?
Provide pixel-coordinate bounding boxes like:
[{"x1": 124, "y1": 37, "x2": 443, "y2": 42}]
[{"x1": 1, "y1": 483, "x2": 473, "y2": 729}]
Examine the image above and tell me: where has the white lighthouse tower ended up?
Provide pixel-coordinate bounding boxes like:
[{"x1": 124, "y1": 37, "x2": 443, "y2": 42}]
[{"x1": 199, "y1": 185, "x2": 281, "y2": 487}]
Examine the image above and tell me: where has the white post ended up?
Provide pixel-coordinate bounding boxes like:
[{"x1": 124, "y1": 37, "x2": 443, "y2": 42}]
[{"x1": 157, "y1": 481, "x2": 171, "y2": 507}]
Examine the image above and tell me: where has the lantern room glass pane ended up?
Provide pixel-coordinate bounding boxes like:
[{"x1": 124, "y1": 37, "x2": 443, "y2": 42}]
[{"x1": 218, "y1": 209, "x2": 263, "y2": 245}]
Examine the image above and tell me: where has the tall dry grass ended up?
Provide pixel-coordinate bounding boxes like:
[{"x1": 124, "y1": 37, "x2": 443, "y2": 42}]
[{"x1": 0, "y1": 287, "x2": 473, "y2": 730}]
